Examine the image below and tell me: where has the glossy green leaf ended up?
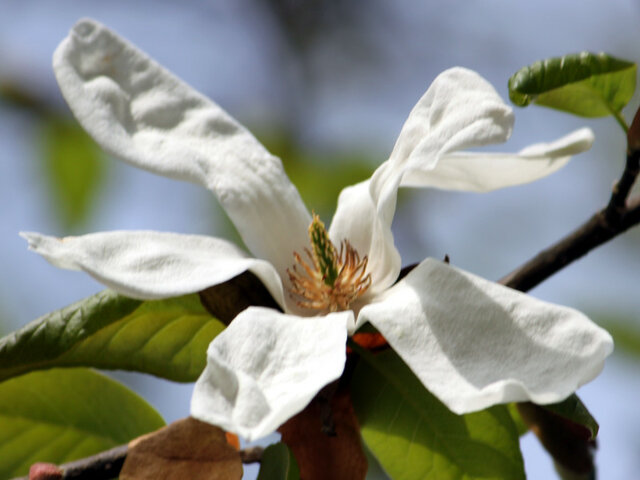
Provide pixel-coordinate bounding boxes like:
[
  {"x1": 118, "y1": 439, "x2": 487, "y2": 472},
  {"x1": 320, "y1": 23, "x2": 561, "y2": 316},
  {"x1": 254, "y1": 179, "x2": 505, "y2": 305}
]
[
  {"x1": 350, "y1": 347, "x2": 525, "y2": 480},
  {"x1": 41, "y1": 117, "x2": 105, "y2": 230},
  {"x1": 0, "y1": 368, "x2": 164, "y2": 478},
  {"x1": 509, "y1": 52, "x2": 636, "y2": 119},
  {"x1": 257, "y1": 443, "x2": 300, "y2": 480},
  {"x1": 542, "y1": 394, "x2": 598, "y2": 440},
  {"x1": 0, "y1": 289, "x2": 224, "y2": 382}
]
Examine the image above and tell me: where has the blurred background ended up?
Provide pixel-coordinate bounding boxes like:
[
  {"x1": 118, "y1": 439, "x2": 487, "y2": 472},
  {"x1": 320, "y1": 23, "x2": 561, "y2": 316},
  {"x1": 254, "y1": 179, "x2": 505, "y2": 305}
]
[{"x1": 1, "y1": 1, "x2": 640, "y2": 478}]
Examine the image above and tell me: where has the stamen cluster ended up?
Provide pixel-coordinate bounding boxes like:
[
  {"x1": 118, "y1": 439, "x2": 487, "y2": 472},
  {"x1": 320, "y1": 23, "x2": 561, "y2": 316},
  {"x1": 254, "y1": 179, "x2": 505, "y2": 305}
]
[{"x1": 287, "y1": 214, "x2": 371, "y2": 313}]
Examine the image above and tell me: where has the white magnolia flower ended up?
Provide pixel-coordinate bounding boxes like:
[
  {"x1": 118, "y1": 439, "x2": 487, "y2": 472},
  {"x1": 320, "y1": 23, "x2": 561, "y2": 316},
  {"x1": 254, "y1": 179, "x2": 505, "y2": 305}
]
[{"x1": 23, "y1": 19, "x2": 612, "y2": 441}]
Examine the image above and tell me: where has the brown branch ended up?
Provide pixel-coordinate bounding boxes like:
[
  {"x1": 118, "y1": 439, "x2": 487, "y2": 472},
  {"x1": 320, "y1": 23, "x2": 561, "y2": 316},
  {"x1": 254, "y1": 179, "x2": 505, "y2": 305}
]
[
  {"x1": 59, "y1": 445, "x2": 127, "y2": 479},
  {"x1": 240, "y1": 446, "x2": 265, "y2": 464},
  {"x1": 501, "y1": 147, "x2": 640, "y2": 292},
  {"x1": 606, "y1": 149, "x2": 640, "y2": 217},
  {"x1": 11, "y1": 445, "x2": 263, "y2": 480},
  {"x1": 500, "y1": 194, "x2": 640, "y2": 292}
]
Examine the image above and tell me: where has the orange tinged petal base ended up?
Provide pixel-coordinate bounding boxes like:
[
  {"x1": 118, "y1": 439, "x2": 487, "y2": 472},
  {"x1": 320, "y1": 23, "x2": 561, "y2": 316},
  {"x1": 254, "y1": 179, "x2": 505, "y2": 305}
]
[
  {"x1": 225, "y1": 432, "x2": 240, "y2": 450},
  {"x1": 350, "y1": 332, "x2": 388, "y2": 351}
]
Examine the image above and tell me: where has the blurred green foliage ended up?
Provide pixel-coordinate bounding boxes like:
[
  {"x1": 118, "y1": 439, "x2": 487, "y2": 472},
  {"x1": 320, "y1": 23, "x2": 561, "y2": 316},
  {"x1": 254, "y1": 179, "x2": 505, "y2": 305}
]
[
  {"x1": 596, "y1": 314, "x2": 640, "y2": 359},
  {"x1": 262, "y1": 132, "x2": 375, "y2": 218},
  {"x1": 1, "y1": 82, "x2": 106, "y2": 231},
  {"x1": 40, "y1": 118, "x2": 104, "y2": 230}
]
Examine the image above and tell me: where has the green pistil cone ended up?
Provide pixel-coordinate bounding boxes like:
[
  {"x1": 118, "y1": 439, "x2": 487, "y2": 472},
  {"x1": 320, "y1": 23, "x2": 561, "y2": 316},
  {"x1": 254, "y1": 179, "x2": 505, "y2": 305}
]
[{"x1": 309, "y1": 214, "x2": 339, "y2": 286}]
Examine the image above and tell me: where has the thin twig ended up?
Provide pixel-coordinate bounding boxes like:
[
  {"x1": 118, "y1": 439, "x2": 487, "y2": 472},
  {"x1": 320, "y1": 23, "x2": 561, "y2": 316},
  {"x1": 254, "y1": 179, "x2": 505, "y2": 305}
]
[
  {"x1": 606, "y1": 149, "x2": 640, "y2": 221},
  {"x1": 11, "y1": 445, "x2": 263, "y2": 480},
  {"x1": 240, "y1": 446, "x2": 265, "y2": 464},
  {"x1": 500, "y1": 150, "x2": 640, "y2": 292},
  {"x1": 62, "y1": 444, "x2": 127, "y2": 479}
]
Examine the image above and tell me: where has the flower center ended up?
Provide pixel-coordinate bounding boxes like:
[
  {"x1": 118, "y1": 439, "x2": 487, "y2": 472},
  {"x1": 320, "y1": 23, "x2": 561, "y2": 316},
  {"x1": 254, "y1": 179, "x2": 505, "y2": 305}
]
[{"x1": 287, "y1": 213, "x2": 371, "y2": 313}]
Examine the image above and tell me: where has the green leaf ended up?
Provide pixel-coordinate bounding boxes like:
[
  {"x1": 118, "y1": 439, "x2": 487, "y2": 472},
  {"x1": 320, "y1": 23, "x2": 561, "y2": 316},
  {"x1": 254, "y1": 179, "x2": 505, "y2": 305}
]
[
  {"x1": 507, "y1": 403, "x2": 529, "y2": 436},
  {"x1": 40, "y1": 117, "x2": 105, "y2": 230},
  {"x1": 0, "y1": 368, "x2": 164, "y2": 478},
  {"x1": 257, "y1": 443, "x2": 300, "y2": 480},
  {"x1": 509, "y1": 52, "x2": 636, "y2": 120},
  {"x1": 350, "y1": 348, "x2": 525, "y2": 480},
  {"x1": 542, "y1": 394, "x2": 598, "y2": 440},
  {"x1": 363, "y1": 442, "x2": 391, "y2": 480},
  {"x1": 0, "y1": 290, "x2": 224, "y2": 382}
]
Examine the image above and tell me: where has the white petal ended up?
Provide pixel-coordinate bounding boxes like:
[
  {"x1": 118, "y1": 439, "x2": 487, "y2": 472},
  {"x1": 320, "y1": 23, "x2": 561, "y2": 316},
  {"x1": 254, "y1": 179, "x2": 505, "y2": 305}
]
[
  {"x1": 21, "y1": 230, "x2": 284, "y2": 305},
  {"x1": 53, "y1": 19, "x2": 311, "y2": 276},
  {"x1": 368, "y1": 68, "x2": 514, "y2": 222},
  {"x1": 358, "y1": 258, "x2": 613, "y2": 414},
  {"x1": 331, "y1": 68, "x2": 513, "y2": 290},
  {"x1": 329, "y1": 179, "x2": 401, "y2": 294},
  {"x1": 388, "y1": 67, "x2": 514, "y2": 169},
  {"x1": 400, "y1": 128, "x2": 595, "y2": 192},
  {"x1": 190, "y1": 307, "x2": 351, "y2": 441}
]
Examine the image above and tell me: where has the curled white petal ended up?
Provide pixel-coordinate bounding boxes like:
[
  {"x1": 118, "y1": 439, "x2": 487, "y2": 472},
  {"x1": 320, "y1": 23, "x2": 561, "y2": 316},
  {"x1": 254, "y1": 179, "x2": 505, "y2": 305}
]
[
  {"x1": 358, "y1": 258, "x2": 613, "y2": 414},
  {"x1": 331, "y1": 68, "x2": 514, "y2": 291},
  {"x1": 400, "y1": 127, "x2": 595, "y2": 192},
  {"x1": 190, "y1": 307, "x2": 352, "y2": 441},
  {"x1": 53, "y1": 18, "x2": 311, "y2": 279},
  {"x1": 368, "y1": 68, "x2": 514, "y2": 220},
  {"x1": 388, "y1": 67, "x2": 514, "y2": 170},
  {"x1": 329, "y1": 179, "x2": 401, "y2": 294},
  {"x1": 21, "y1": 230, "x2": 284, "y2": 305}
]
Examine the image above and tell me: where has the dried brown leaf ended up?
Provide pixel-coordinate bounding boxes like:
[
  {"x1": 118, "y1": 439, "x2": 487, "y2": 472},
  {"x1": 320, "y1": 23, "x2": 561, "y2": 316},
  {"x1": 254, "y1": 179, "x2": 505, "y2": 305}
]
[{"x1": 120, "y1": 417, "x2": 242, "y2": 480}]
